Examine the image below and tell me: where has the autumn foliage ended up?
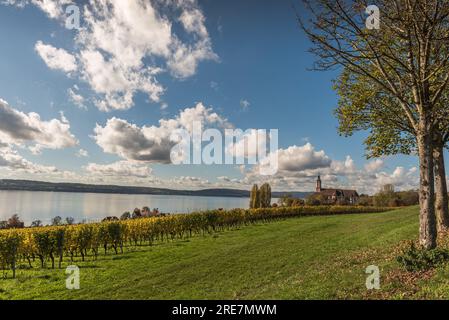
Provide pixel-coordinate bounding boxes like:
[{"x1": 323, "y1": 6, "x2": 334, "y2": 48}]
[{"x1": 0, "y1": 206, "x2": 391, "y2": 278}]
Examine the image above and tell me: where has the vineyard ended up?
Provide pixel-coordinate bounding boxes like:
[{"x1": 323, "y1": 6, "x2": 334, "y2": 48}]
[{"x1": 0, "y1": 206, "x2": 391, "y2": 278}]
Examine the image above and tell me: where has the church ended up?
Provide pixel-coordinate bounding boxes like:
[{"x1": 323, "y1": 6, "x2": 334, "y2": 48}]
[{"x1": 314, "y1": 175, "x2": 359, "y2": 205}]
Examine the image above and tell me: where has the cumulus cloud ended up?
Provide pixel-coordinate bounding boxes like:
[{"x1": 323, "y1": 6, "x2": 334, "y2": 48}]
[
  {"x1": 375, "y1": 166, "x2": 419, "y2": 189},
  {"x1": 33, "y1": 0, "x2": 72, "y2": 18},
  {"x1": 68, "y1": 86, "x2": 86, "y2": 110},
  {"x1": 84, "y1": 161, "x2": 152, "y2": 178},
  {"x1": 0, "y1": 98, "x2": 78, "y2": 153},
  {"x1": 225, "y1": 129, "x2": 277, "y2": 164},
  {"x1": 0, "y1": 145, "x2": 58, "y2": 173},
  {"x1": 93, "y1": 102, "x2": 230, "y2": 163},
  {"x1": 364, "y1": 159, "x2": 384, "y2": 172},
  {"x1": 11, "y1": 0, "x2": 217, "y2": 111},
  {"x1": 238, "y1": 142, "x2": 420, "y2": 194},
  {"x1": 171, "y1": 175, "x2": 210, "y2": 186},
  {"x1": 277, "y1": 143, "x2": 331, "y2": 172},
  {"x1": 35, "y1": 41, "x2": 77, "y2": 73},
  {"x1": 167, "y1": 1, "x2": 217, "y2": 78},
  {"x1": 4, "y1": 0, "x2": 73, "y2": 18},
  {"x1": 76, "y1": 148, "x2": 89, "y2": 157}
]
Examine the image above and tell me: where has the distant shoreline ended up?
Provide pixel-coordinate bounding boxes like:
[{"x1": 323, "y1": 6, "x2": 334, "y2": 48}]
[{"x1": 0, "y1": 179, "x2": 311, "y2": 199}]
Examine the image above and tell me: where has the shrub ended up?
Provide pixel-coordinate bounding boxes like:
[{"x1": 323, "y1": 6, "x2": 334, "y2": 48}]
[
  {"x1": 51, "y1": 216, "x2": 62, "y2": 226},
  {"x1": 120, "y1": 212, "x2": 131, "y2": 220},
  {"x1": 132, "y1": 208, "x2": 142, "y2": 219},
  {"x1": 278, "y1": 196, "x2": 304, "y2": 207},
  {"x1": 31, "y1": 220, "x2": 42, "y2": 228},
  {"x1": 357, "y1": 195, "x2": 373, "y2": 206},
  {"x1": 7, "y1": 214, "x2": 24, "y2": 229},
  {"x1": 397, "y1": 241, "x2": 449, "y2": 272},
  {"x1": 305, "y1": 194, "x2": 325, "y2": 206}
]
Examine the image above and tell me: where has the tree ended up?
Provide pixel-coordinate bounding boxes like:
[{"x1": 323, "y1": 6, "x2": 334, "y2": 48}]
[
  {"x1": 433, "y1": 131, "x2": 449, "y2": 231},
  {"x1": 335, "y1": 66, "x2": 449, "y2": 232},
  {"x1": 358, "y1": 195, "x2": 373, "y2": 207},
  {"x1": 102, "y1": 216, "x2": 119, "y2": 222},
  {"x1": 51, "y1": 216, "x2": 62, "y2": 226},
  {"x1": 132, "y1": 208, "x2": 142, "y2": 219},
  {"x1": 249, "y1": 184, "x2": 260, "y2": 209},
  {"x1": 141, "y1": 207, "x2": 150, "y2": 217},
  {"x1": 120, "y1": 211, "x2": 131, "y2": 220},
  {"x1": 7, "y1": 214, "x2": 24, "y2": 229},
  {"x1": 299, "y1": 0, "x2": 449, "y2": 249},
  {"x1": 305, "y1": 194, "x2": 325, "y2": 206},
  {"x1": 31, "y1": 220, "x2": 42, "y2": 228},
  {"x1": 278, "y1": 195, "x2": 304, "y2": 207},
  {"x1": 65, "y1": 217, "x2": 75, "y2": 225},
  {"x1": 259, "y1": 183, "x2": 272, "y2": 208}
]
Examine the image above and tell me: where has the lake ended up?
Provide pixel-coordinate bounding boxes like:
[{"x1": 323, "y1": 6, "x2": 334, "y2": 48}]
[{"x1": 0, "y1": 190, "x2": 252, "y2": 225}]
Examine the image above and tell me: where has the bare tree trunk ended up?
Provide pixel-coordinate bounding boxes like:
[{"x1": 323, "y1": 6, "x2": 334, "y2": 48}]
[
  {"x1": 417, "y1": 128, "x2": 437, "y2": 249},
  {"x1": 434, "y1": 144, "x2": 449, "y2": 232}
]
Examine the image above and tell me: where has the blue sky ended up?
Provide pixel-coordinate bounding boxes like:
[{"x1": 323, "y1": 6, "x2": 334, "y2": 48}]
[{"x1": 0, "y1": 0, "x2": 435, "y2": 194}]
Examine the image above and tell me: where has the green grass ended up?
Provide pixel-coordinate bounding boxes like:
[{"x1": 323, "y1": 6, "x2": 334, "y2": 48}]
[{"x1": 1, "y1": 205, "x2": 445, "y2": 300}]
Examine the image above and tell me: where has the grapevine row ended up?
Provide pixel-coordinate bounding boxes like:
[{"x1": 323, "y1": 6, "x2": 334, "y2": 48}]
[{"x1": 0, "y1": 205, "x2": 391, "y2": 278}]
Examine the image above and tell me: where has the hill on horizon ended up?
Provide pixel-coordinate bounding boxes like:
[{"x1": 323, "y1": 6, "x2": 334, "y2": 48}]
[{"x1": 0, "y1": 179, "x2": 312, "y2": 199}]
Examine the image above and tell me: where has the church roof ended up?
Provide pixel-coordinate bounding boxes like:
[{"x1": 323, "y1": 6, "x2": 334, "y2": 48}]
[{"x1": 317, "y1": 188, "x2": 359, "y2": 197}]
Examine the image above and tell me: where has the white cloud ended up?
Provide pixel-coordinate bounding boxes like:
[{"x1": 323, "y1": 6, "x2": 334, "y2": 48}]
[
  {"x1": 225, "y1": 129, "x2": 273, "y2": 161},
  {"x1": 374, "y1": 166, "x2": 419, "y2": 189},
  {"x1": 171, "y1": 175, "x2": 210, "y2": 186},
  {"x1": 277, "y1": 143, "x2": 331, "y2": 172},
  {"x1": 35, "y1": 41, "x2": 77, "y2": 73},
  {"x1": 17, "y1": 0, "x2": 217, "y2": 111},
  {"x1": 84, "y1": 161, "x2": 152, "y2": 178},
  {"x1": 210, "y1": 81, "x2": 219, "y2": 91},
  {"x1": 93, "y1": 102, "x2": 230, "y2": 163},
  {"x1": 68, "y1": 86, "x2": 86, "y2": 110},
  {"x1": 238, "y1": 142, "x2": 420, "y2": 195},
  {"x1": 76, "y1": 148, "x2": 89, "y2": 157},
  {"x1": 364, "y1": 159, "x2": 384, "y2": 172},
  {"x1": 5, "y1": 0, "x2": 73, "y2": 18},
  {"x1": 0, "y1": 98, "x2": 78, "y2": 153},
  {"x1": 0, "y1": 145, "x2": 58, "y2": 174},
  {"x1": 330, "y1": 155, "x2": 357, "y2": 176},
  {"x1": 240, "y1": 99, "x2": 250, "y2": 111},
  {"x1": 32, "y1": 0, "x2": 72, "y2": 18}
]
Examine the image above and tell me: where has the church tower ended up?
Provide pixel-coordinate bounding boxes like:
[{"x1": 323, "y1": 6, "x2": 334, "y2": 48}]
[{"x1": 316, "y1": 175, "x2": 322, "y2": 192}]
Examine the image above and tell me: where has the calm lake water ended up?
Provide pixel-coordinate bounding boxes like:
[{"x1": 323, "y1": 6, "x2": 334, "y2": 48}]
[{"x1": 0, "y1": 191, "x2": 252, "y2": 225}]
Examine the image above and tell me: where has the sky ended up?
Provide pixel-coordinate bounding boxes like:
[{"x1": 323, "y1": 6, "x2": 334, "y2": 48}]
[{"x1": 0, "y1": 0, "x2": 442, "y2": 194}]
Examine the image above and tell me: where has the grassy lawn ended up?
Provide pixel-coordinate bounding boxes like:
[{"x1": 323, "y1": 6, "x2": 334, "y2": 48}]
[{"x1": 2, "y1": 205, "x2": 447, "y2": 300}]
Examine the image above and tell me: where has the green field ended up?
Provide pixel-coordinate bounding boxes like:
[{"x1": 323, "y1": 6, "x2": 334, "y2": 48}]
[{"x1": 2, "y1": 206, "x2": 449, "y2": 300}]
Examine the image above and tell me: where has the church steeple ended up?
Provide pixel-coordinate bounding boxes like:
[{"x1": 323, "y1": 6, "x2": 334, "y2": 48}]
[{"x1": 316, "y1": 175, "x2": 322, "y2": 192}]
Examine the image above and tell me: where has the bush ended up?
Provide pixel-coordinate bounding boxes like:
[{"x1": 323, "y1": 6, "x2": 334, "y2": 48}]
[
  {"x1": 120, "y1": 212, "x2": 131, "y2": 220},
  {"x1": 358, "y1": 195, "x2": 373, "y2": 206},
  {"x1": 132, "y1": 208, "x2": 142, "y2": 219},
  {"x1": 277, "y1": 196, "x2": 304, "y2": 207},
  {"x1": 7, "y1": 214, "x2": 24, "y2": 229},
  {"x1": 373, "y1": 190, "x2": 419, "y2": 207},
  {"x1": 397, "y1": 241, "x2": 449, "y2": 272},
  {"x1": 305, "y1": 194, "x2": 325, "y2": 206},
  {"x1": 51, "y1": 216, "x2": 62, "y2": 226}
]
